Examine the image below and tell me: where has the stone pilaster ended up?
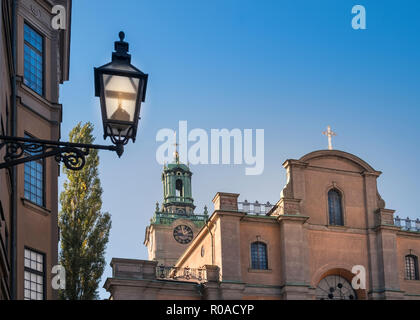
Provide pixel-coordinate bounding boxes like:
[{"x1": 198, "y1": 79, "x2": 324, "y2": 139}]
[
  {"x1": 277, "y1": 215, "x2": 311, "y2": 300},
  {"x1": 216, "y1": 213, "x2": 243, "y2": 282},
  {"x1": 372, "y1": 224, "x2": 405, "y2": 299}
]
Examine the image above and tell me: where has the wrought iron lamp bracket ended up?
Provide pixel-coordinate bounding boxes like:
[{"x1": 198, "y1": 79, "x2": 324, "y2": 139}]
[{"x1": 0, "y1": 136, "x2": 122, "y2": 171}]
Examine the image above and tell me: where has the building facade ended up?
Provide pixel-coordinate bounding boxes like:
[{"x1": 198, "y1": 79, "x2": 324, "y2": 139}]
[
  {"x1": 0, "y1": 0, "x2": 71, "y2": 300},
  {"x1": 105, "y1": 149, "x2": 420, "y2": 300}
]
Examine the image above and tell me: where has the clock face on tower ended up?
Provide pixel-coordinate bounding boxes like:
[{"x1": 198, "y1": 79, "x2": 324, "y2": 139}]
[{"x1": 173, "y1": 225, "x2": 193, "y2": 244}]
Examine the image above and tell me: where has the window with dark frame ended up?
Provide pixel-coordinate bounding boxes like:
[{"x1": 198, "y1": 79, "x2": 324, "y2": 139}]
[
  {"x1": 328, "y1": 189, "x2": 344, "y2": 226},
  {"x1": 251, "y1": 241, "x2": 268, "y2": 270},
  {"x1": 24, "y1": 134, "x2": 44, "y2": 207},
  {"x1": 176, "y1": 179, "x2": 183, "y2": 198},
  {"x1": 24, "y1": 23, "x2": 43, "y2": 95},
  {"x1": 24, "y1": 248, "x2": 45, "y2": 300},
  {"x1": 405, "y1": 255, "x2": 419, "y2": 280}
]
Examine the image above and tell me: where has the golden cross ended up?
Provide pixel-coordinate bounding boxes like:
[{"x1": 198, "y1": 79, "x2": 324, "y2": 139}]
[{"x1": 323, "y1": 126, "x2": 337, "y2": 150}]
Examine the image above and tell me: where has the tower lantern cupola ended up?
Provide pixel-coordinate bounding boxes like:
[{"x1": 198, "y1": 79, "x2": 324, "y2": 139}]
[{"x1": 161, "y1": 160, "x2": 195, "y2": 215}]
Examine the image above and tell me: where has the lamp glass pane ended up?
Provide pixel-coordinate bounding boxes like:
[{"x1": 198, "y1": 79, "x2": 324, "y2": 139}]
[{"x1": 103, "y1": 74, "x2": 139, "y2": 124}]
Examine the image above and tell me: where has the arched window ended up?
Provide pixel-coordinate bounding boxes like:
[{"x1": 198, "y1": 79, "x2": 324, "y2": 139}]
[
  {"x1": 405, "y1": 255, "x2": 419, "y2": 280},
  {"x1": 316, "y1": 275, "x2": 357, "y2": 300},
  {"x1": 175, "y1": 179, "x2": 183, "y2": 198},
  {"x1": 251, "y1": 242, "x2": 268, "y2": 270},
  {"x1": 328, "y1": 189, "x2": 344, "y2": 226}
]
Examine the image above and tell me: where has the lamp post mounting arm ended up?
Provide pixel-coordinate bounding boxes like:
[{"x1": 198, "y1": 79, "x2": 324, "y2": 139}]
[{"x1": 0, "y1": 135, "x2": 123, "y2": 171}]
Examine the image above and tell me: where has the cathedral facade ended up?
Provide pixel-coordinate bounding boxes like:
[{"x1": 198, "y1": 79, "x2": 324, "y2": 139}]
[{"x1": 105, "y1": 149, "x2": 420, "y2": 300}]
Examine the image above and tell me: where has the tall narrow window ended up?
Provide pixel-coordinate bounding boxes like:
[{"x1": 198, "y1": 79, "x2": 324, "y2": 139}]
[
  {"x1": 405, "y1": 255, "x2": 419, "y2": 280},
  {"x1": 176, "y1": 179, "x2": 183, "y2": 198},
  {"x1": 24, "y1": 23, "x2": 43, "y2": 95},
  {"x1": 24, "y1": 134, "x2": 44, "y2": 207},
  {"x1": 24, "y1": 248, "x2": 45, "y2": 300},
  {"x1": 328, "y1": 189, "x2": 344, "y2": 226},
  {"x1": 251, "y1": 242, "x2": 268, "y2": 270}
]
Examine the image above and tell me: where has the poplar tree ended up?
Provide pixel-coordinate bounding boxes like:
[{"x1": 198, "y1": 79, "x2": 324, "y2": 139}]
[{"x1": 59, "y1": 122, "x2": 112, "y2": 300}]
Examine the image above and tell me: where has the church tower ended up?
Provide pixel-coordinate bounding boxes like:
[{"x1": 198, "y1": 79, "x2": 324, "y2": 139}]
[
  {"x1": 144, "y1": 150, "x2": 208, "y2": 266},
  {"x1": 161, "y1": 153, "x2": 195, "y2": 215}
]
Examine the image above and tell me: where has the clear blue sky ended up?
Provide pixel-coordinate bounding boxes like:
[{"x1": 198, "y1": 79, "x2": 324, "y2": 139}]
[{"x1": 59, "y1": 0, "x2": 420, "y2": 299}]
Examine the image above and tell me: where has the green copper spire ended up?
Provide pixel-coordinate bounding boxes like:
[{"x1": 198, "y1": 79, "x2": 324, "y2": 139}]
[{"x1": 161, "y1": 140, "x2": 195, "y2": 214}]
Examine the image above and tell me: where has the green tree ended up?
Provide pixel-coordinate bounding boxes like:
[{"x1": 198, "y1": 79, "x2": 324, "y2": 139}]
[{"x1": 59, "y1": 122, "x2": 112, "y2": 300}]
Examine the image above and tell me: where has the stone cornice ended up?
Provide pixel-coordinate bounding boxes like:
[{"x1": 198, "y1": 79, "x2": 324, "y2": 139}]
[
  {"x1": 396, "y1": 230, "x2": 420, "y2": 238},
  {"x1": 241, "y1": 215, "x2": 278, "y2": 224},
  {"x1": 362, "y1": 170, "x2": 382, "y2": 177},
  {"x1": 104, "y1": 277, "x2": 201, "y2": 292},
  {"x1": 282, "y1": 159, "x2": 308, "y2": 169},
  {"x1": 299, "y1": 149, "x2": 379, "y2": 174},
  {"x1": 276, "y1": 214, "x2": 309, "y2": 224},
  {"x1": 373, "y1": 224, "x2": 402, "y2": 233}
]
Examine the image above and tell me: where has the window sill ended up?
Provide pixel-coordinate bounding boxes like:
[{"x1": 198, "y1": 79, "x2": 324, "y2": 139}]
[
  {"x1": 248, "y1": 268, "x2": 272, "y2": 274},
  {"x1": 20, "y1": 81, "x2": 46, "y2": 101},
  {"x1": 327, "y1": 225, "x2": 348, "y2": 231},
  {"x1": 404, "y1": 279, "x2": 420, "y2": 282},
  {"x1": 21, "y1": 198, "x2": 50, "y2": 216}
]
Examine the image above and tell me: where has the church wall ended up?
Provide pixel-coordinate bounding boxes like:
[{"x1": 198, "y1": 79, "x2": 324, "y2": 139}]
[
  {"x1": 215, "y1": 214, "x2": 242, "y2": 282},
  {"x1": 176, "y1": 226, "x2": 214, "y2": 270},
  {"x1": 307, "y1": 228, "x2": 369, "y2": 288},
  {"x1": 239, "y1": 220, "x2": 282, "y2": 286},
  {"x1": 301, "y1": 168, "x2": 366, "y2": 228},
  {"x1": 396, "y1": 234, "x2": 420, "y2": 297}
]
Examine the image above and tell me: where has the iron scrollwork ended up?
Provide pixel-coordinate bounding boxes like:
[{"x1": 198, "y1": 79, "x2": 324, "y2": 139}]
[
  {"x1": 54, "y1": 147, "x2": 90, "y2": 171},
  {"x1": 0, "y1": 136, "x2": 120, "y2": 171}
]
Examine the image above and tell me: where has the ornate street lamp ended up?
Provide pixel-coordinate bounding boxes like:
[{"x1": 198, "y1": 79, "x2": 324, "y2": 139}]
[
  {"x1": 94, "y1": 31, "x2": 148, "y2": 155},
  {"x1": 0, "y1": 32, "x2": 148, "y2": 171}
]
